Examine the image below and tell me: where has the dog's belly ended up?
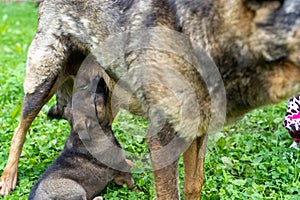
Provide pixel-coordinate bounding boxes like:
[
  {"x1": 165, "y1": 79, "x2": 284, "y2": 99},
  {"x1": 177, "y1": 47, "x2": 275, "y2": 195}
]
[{"x1": 45, "y1": 1, "x2": 213, "y2": 139}]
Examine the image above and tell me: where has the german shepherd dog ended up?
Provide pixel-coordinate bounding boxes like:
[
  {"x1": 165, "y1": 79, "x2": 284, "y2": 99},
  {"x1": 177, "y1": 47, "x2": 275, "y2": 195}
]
[
  {"x1": 1, "y1": 0, "x2": 300, "y2": 199},
  {"x1": 28, "y1": 77, "x2": 134, "y2": 200}
]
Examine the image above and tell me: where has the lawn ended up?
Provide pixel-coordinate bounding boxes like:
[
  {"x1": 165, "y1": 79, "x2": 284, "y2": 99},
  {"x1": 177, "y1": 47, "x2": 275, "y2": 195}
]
[{"x1": 0, "y1": 2, "x2": 299, "y2": 200}]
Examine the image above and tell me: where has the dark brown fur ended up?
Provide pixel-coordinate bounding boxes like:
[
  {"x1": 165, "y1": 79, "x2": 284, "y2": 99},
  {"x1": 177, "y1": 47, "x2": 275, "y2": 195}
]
[{"x1": 28, "y1": 77, "x2": 134, "y2": 200}]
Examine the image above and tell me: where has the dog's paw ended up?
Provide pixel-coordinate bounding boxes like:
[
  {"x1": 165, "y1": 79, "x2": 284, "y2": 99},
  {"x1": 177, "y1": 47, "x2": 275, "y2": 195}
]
[
  {"x1": 0, "y1": 169, "x2": 17, "y2": 196},
  {"x1": 93, "y1": 196, "x2": 103, "y2": 200}
]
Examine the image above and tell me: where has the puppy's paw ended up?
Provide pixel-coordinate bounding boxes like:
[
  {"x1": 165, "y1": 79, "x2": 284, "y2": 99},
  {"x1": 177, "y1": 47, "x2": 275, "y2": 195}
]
[
  {"x1": 93, "y1": 196, "x2": 103, "y2": 200},
  {"x1": 47, "y1": 105, "x2": 64, "y2": 119}
]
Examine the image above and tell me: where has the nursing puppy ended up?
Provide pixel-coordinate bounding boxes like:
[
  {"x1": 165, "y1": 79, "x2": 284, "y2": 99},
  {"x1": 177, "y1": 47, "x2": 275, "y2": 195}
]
[
  {"x1": 28, "y1": 77, "x2": 134, "y2": 200},
  {"x1": 1, "y1": 0, "x2": 300, "y2": 199}
]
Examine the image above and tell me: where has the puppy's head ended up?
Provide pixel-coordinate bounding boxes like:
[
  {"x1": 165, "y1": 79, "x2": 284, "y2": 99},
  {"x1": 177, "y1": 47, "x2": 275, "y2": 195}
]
[{"x1": 64, "y1": 76, "x2": 110, "y2": 127}]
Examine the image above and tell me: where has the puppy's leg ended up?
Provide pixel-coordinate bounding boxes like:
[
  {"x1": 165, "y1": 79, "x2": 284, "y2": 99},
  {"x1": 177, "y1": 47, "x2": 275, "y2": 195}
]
[
  {"x1": 47, "y1": 77, "x2": 74, "y2": 119},
  {"x1": 183, "y1": 134, "x2": 208, "y2": 200},
  {"x1": 0, "y1": 34, "x2": 75, "y2": 196},
  {"x1": 48, "y1": 51, "x2": 85, "y2": 120}
]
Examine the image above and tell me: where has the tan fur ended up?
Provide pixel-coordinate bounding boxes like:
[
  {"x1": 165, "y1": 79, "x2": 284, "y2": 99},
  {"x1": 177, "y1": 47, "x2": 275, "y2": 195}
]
[
  {"x1": 183, "y1": 134, "x2": 208, "y2": 200},
  {"x1": 266, "y1": 63, "x2": 300, "y2": 103}
]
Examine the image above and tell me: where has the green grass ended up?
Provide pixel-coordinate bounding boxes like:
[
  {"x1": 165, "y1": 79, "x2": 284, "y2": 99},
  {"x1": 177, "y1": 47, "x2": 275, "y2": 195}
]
[{"x1": 0, "y1": 2, "x2": 299, "y2": 200}]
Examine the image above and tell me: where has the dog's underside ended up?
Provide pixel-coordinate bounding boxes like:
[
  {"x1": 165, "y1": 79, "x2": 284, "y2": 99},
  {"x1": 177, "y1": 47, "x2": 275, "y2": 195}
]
[{"x1": 1, "y1": 0, "x2": 300, "y2": 199}]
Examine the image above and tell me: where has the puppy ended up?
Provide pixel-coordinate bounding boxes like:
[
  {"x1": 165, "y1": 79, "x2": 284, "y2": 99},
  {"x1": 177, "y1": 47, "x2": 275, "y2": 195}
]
[{"x1": 28, "y1": 77, "x2": 134, "y2": 200}]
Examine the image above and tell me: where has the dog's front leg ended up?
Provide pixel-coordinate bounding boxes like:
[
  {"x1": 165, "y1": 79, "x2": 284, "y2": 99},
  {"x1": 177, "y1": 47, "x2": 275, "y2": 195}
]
[
  {"x1": 0, "y1": 33, "x2": 74, "y2": 196},
  {"x1": 0, "y1": 84, "x2": 60, "y2": 196},
  {"x1": 183, "y1": 134, "x2": 208, "y2": 200}
]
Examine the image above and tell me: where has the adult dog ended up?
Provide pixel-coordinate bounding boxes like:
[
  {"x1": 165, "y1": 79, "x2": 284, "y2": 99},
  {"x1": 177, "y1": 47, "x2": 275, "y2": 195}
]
[{"x1": 1, "y1": 0, "x2": 300, "y2": 199}]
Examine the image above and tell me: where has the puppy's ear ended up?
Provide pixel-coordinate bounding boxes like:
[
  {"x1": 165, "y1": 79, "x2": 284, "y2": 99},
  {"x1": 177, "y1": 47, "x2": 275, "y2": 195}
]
[{"x1": 95, "y1": 76, "x2": 109, "y2": 97}]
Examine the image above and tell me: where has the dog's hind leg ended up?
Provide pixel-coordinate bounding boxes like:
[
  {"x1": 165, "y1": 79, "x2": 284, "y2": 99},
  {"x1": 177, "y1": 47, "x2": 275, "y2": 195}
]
[
  {"x1": 0, "y1": 33, "x2": 81, "y2": 196},
  {"x1": 183, "y1": 134, "x2": 208, "y2": 200},
  {"x1": 146, "y1": 119, "x2": 190, "y2": 200}
]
